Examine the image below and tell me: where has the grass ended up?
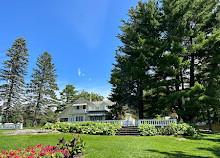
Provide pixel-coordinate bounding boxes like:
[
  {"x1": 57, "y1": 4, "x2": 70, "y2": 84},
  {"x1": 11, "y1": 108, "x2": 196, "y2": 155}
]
[{"x1": 0, "y1": 130, "x2": 219, "y2": 158}]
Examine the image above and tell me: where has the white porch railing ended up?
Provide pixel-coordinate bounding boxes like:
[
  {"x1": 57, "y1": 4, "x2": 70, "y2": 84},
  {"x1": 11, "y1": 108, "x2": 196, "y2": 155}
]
[
  {"x1": 72, "y1": 109, "x2": 86, "y2": 114},
  {"x1": 97, "y1": 120, "x2": 123, "y2": 125},
  {"x1": 0, "y1": 123, "x2": 23, "y2": 130},
  {"x1": 137, "y1": 119, "x2": 177, "y2": 126},
  {"x1": 66, "y1": 119, "x2": 177, "y2": 126}
]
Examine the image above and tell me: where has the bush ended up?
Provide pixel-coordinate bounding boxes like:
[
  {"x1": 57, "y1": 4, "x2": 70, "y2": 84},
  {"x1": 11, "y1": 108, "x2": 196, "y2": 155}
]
[
  {"x1": 138, "y1": 124, "x2": 157, "y2": 136},
  {"x1": 44, "y1": 121, "x2": 121, "y2": 135},
  {"x1": 138, "y1": 123, "x2": 198, "y2": 136},
  {"x1": 165, "y1": 123, "x2": 198, "y2": 136}
]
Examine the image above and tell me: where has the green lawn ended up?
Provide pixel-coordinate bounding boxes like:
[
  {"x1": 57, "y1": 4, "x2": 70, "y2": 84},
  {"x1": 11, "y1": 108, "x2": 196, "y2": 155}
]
[{"x1": 0, "y1": 130, "x2": 219, "y2": 158}]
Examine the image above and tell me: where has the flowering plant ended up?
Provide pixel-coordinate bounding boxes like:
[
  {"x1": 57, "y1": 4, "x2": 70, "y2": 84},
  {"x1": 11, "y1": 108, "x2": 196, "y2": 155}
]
[
  {"x1": 57, "y1": 133, "x2": 85, "y2": 157},
  {"x1": 0, "y1": 144, "x2": 70, "y2": 158},
  {"x1": 0, "y1": 134, "x2": 86, "y2": 158}
]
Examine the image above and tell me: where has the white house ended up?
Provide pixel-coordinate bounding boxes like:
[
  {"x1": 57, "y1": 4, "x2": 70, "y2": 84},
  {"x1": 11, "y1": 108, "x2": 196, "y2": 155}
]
[
  {"x1": 59, "y1": 97, "x2": 114, "y2": 122},
  {"x1": 59, "y1": 97, "x2": 177, "y2": 126}
]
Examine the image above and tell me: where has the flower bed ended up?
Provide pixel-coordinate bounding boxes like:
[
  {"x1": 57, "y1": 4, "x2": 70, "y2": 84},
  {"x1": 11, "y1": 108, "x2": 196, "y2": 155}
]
[
  {"x1": 0, "y1": 144, "x2": 70, "y2": 158},
  {"x1": 0, "y1": 134, "x2": 85, "y2": 158},
  {"x1": 44, "y1": 121, "x2": 121, "y2": 135}
]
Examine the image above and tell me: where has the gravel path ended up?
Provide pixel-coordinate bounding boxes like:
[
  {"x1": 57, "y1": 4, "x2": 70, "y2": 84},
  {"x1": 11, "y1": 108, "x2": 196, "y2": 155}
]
[{"x1": 3, "y1": 129, "x2": 60, "y2": 135}]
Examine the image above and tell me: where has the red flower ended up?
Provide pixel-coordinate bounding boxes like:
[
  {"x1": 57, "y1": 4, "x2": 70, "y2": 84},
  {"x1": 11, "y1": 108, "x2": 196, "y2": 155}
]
[
  {"x1": 39, "y1": 153, "x2": 46, "y2": 156},
  {"x1": 1, "y1": 150, "x2": 8, "y2": 154},
  {"x1": 62, "y1": 149, "x2": 70, "y2": 157},
  {"x1": 77, "y1": 134, "x2": 80, "y2": 137}
]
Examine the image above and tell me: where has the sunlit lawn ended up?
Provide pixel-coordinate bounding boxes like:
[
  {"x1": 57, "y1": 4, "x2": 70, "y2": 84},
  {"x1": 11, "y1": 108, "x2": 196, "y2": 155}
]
[{"x1": 0, "y1": 130, "x2": 219, "y2": 158}]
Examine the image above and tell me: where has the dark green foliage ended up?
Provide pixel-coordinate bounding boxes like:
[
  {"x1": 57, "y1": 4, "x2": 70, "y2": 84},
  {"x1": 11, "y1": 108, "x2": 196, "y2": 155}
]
[
  {"x1": 107, "y1": 103, "x2": 125, "y2": 120},
  {"x1": 110, "y1": 0, "x2": 220, "y2": 124},
  {"x1": 44, "y1": 121, "x2": 122, "y2": 135},
  {"x1": 57, "y1": 134, "x2": 85, "y2": 157},
  {"x1": 0, "y1": 37, "x2": 29, "y2": 122},
  {"x1": 109, "y1": 1, "x2": 162, "y2": 119},
  {"x1": 60, "y1": 85, "x2": 78, "y2": 104},
  {"x1": 56, "y1": 85, "x2": 78, "y2": 112},
  {"x1": 77, "y1": 90, "x2": 104, "y2": 102},
  {"x1": 28, "y1": 52, "x2": 59, "y2": 126}
]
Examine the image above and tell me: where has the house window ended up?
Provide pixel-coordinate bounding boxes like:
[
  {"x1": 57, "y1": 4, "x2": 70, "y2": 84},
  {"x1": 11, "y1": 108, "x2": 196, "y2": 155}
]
[
  {"x1": 60, "y1": 118, "x2": 68, "y2": 122},
  {"x1": 83, "y1": 105, "x2": 86, "y2": 109},
  {"x1": 90, "y1": 116, "x2": 103, "y2": 121},
  {"x1": 76, "y1": 106, "x2": 79, "y2": 110},
  {"x1": 76, "y1": 116, "x2": 84, "y2": 121},
  {"x1": 70, "y1": 117, "x2": 74, "y2": 122}
]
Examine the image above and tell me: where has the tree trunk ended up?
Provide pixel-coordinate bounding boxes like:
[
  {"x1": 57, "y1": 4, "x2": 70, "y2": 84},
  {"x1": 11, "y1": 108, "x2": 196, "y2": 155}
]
[
  {"x1": 138, "y1": 90, "x2": 144, "y2": 119},
  {"x1": 32, "y1": 92, "x2": 41, "y2": 127},
  {"x1": 5, "y1": 81, "x2": 14, "y2": 123},
  {"x1": 190, "y1": 36, "x2": 195, "y2": 87},
  {"x1": 207, "y1": 109, "x2": 212, "y2": 131},
  {"x1": 180, "y1": 69, "x2": 184, "y2": 90}
]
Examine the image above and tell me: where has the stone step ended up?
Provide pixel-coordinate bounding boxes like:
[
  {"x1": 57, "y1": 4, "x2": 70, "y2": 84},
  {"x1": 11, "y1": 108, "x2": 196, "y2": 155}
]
[
  {"x1": 119, "y1": 128, "x2": 138, "y2": 131},
  {"x1": 122, "y1": 126, "x2": 138, "y2": 128},
  {"x1": 121, "y1": 127, "x2": 138, "y2": 130},
  {"x1": 116, "y1": 133, "x2": 140, "y2": 136},
  {"x1": 116, "y1": 126, "x2": 140, "y2": 136},
  {"x1": 118, "y1": 131, "x2": 139, "y2": 133}
]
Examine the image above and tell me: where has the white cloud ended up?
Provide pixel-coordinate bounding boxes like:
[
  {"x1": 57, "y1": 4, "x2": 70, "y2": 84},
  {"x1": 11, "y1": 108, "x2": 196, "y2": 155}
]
[
  {"x1": 88, "y1": 78, "x2": 91, "y2": 81},
  {"x1": 78, "y1": 68, "x2": 81, "y2": 76}
]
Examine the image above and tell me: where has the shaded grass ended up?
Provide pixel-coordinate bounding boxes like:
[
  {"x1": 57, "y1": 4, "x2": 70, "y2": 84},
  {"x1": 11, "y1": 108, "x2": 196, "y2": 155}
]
[{"x1": 0, "y1": 130, "x2": 219, "y2": 158}]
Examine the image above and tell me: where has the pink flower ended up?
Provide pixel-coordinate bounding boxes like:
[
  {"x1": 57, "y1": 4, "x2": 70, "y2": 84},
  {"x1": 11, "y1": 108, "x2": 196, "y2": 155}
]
[{"x1": 39, "y1": 153, "x2": 46, "y2": 156}]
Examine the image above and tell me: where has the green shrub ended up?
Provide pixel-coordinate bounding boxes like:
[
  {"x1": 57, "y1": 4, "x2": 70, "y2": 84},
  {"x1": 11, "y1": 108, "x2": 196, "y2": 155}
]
[
  {"x1": 138, "y1": 123, "x2": 198, "y2": 136},
  {"x1": 138, "y1": 124, "x2": 157, "y2": 136},
  {"x1": 166, "y1": 123, "x2": 198, "y2": 136},
  {"x1": 44, "y1": 121, "x2": 121, "y2": 135}
]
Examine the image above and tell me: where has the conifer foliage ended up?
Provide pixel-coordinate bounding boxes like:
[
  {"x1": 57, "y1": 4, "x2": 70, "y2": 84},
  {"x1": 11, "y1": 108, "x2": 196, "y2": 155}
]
[
  {"x1": 28, "y1": 52, "x2": 59, "y2": 126},
  {"x1": 110, "y1": 0, "x2": 220, "y2": 123},
  {"x1": 0, "y1": 37, "x2": 29, "y2": 122}
]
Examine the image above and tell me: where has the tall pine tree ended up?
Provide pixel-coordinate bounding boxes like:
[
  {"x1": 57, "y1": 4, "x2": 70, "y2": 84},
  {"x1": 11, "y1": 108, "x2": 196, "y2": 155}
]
[
  {"x1": 0, "y1": 37, "x2": 29, "y2": 122},
  {"x1": 110, "y1": 0, "x2": 220, "y2": 123},
  {"x1": 110, "y1": 1, "x2": 162, "y2": 119},
  {"x1": 28, "y1": 52, "x2": 58, "y2": 126}
]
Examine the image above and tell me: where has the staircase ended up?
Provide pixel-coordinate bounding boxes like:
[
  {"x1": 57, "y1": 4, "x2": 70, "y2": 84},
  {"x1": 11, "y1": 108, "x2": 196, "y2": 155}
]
[{"x1": 116, "y1": 126, "x2": 140, "y2": 136}]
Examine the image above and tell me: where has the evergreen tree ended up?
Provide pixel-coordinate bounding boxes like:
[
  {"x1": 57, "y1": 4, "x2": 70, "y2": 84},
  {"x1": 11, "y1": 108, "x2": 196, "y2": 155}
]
[
  {"x1": 56, "y1": 84, "x2": 78, "y2": 112},
  {"x1": 110, "y1": 0, "x2": 220, "y2": 123},
  {"x1": 28, "y1": 52, "x2": 58, "y2": 127},
  {"x1": 0, "y1": 37, "x2": 29, "y2": 122},
  {"x1": 110, "y1": 1, "x2": 161, "y2": 119},
  {"x1": 162, "y1": 0, "x2": 220, "y2": 122},
  {"x1": 77, "y1": 90, "x2": 104, "y2": 102},
  {"x1": 60, "y1": 84, "x2": 78, "y2": 104}
]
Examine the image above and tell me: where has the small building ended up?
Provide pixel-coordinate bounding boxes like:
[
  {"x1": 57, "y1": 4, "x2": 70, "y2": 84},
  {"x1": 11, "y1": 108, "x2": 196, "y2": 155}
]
[{"x1": 59, "y1": 97, "x2": 114, "y2": 122}]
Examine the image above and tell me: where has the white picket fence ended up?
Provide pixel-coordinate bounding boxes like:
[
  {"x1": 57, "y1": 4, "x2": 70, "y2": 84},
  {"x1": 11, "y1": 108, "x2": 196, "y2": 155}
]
[
  {"x1": 0, "y1": 123, "x2": 23, "y2": 130},
  {"x1": 82, "y1": 119, "x2": 177, "y2": 126},
  {"x1": 137, "y1": 119, "x2": 177, "y2": 126}
]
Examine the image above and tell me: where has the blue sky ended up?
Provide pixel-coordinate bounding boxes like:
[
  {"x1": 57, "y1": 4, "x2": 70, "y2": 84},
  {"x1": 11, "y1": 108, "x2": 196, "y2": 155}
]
[{"x1": 0, "y1": 0, "x2": 141, "y2": 99}]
